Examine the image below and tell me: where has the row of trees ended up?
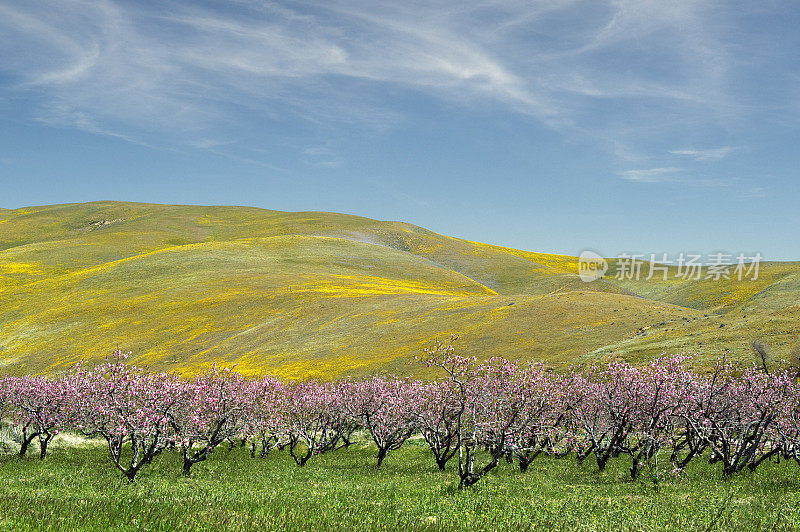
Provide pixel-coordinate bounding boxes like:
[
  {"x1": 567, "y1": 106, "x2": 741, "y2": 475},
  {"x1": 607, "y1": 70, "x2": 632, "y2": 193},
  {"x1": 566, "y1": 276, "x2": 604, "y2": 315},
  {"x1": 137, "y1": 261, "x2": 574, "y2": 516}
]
[{"x1": 2, "y1": 338, "x2": 800, "y2": 487}]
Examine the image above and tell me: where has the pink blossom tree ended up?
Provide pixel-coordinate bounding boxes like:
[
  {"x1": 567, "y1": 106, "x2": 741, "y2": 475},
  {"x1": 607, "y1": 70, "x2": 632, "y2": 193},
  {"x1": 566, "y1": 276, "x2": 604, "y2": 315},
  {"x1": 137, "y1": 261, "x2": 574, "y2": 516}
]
[
  {"x1": 170, "y1": 365, "x2": 251, "y2": 476},
  {"x1": 567, "y1": 357, "x2": 692, "y2": 477},
  {"x1": 776, "y1": 379, "x2": 800, "y2": 463},
  {"x1": 7, "y1": 375, "x2": 71, "y2": 459},
  {"x1": 422, "y1": 336, "x2": 510, "y2": 488},
  {"x1": 283, "y1": 380, "x2": 347, "y2": 466},
  {"x1": 682, "y1": 361, "x2": 791, "y2": 475},
  {"x1": 341, "y1": 376, "x2": 418, "y2": 468},
  {"x1": 5, "y1": 339, "x2": 799, "y2": 485},
  {"x1": 69, "y1": 352, "x2": 185, "y2": 481},
  {"x1": 506, "y1": 363, "x2": 570, "y2": 472},
  {"x1": 568, "y1": 363, "x2": 637, "y2": 472},
  {"x1": 623, "y1": 355, "x2": 694, "y2": 479},
  {"x1": 0, "y1": 376, "x2": 8, "y2": 425},
  {"x1": 243, "y1": 376, "x2": 287, "y2": 459},
  {"x1": 329, "y1": 379, "x2": 361, "y2": 449},
  {"x1": 409, "y1": 379, "x2": 461, "y2": 471}
]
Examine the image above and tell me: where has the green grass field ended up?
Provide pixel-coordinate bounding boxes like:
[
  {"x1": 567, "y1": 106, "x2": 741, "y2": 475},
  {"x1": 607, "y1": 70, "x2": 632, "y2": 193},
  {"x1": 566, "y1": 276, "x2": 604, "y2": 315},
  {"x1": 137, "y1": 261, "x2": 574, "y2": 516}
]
[
  {"x1": 1, "y1": 201, "x2": 798, "y2": 377},
  {"x1": 1, "y1": 438, "x2": 800, "y2": 531}
]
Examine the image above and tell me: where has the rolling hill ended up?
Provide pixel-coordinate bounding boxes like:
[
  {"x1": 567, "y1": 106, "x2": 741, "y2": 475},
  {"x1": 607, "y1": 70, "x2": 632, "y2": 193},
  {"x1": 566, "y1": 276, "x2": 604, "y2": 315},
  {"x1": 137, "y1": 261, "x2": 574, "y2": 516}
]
[{"x1": 0, "y1": 201, "x2": 798, "y2": 378}]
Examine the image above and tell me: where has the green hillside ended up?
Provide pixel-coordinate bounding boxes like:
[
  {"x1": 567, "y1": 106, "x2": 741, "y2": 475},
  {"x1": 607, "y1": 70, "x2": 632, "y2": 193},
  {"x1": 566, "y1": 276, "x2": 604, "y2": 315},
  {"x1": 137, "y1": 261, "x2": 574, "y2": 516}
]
[{"x1": 0, "y1": 201, "x2": 798, "y2": 378}]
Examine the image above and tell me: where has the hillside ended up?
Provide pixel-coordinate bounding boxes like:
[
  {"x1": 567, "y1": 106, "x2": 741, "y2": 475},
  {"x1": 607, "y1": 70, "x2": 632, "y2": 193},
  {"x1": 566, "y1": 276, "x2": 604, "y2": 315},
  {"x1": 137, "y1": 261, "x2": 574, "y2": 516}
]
[{"x1": 0, "y1": 201, "x2": 798, "y2": 378}]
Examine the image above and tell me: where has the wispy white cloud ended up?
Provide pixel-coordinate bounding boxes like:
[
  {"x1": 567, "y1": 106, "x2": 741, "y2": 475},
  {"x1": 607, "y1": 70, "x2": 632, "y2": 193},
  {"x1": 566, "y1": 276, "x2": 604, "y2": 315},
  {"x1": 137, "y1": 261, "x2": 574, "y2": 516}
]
[
  {"x1": 612, "y1": 141, "x2": 649, "y2": 164},
  {"x1": 0, "y1": 0, "x2": 778, "y2": 166},
  {"x1": 669, "y1": 146, "x2": 739, "y2": 161},
  {"x1": 302, "y1": 147, "x2": 344, "y2": 168},
  {"x1": 738, "y1": 186, "x2": 767, "y2": 199},
  {"x1": 619, "y1": 167, "x2": 681, "y2": 183}
]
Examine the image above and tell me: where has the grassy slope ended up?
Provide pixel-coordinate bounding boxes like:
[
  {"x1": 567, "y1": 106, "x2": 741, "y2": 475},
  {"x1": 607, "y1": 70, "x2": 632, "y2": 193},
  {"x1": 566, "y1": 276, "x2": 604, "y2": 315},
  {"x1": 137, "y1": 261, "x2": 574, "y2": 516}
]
[
  {"x1": 1, "y1": 442, "x2": 800, "y2": 531},
  {"x1": 0, "y1": 201, "x2": 798, "y2": 377}
]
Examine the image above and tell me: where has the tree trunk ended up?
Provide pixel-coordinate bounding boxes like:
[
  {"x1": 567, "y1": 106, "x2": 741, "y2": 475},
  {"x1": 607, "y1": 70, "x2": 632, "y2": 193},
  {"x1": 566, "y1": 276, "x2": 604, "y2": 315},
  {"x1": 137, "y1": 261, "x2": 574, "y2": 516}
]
[
  {"x1": 19, "y1": 432, "x2": 38, "y2": 458},
  {"x1": 596, "y1": 452, "x2": 610, "y2": 472},
  {"x1": 630, "y1": 456, "x2": 640, "y2": 479},
  {"x1": 183, "y1": 448, "x2": 209, "y2": 476},
  {"x1": 39, "y1": 435, "x2": 51, "y2": 460},
  {"x1": 289, "y1": 441, "x2": 312, "y2": 466},
  {"x1": 458, "y1": 445, "x2": 500, "y2": 488},
  {"x1": 376, "y1": 447, "x2": 389, "y2": 469},
  {"x1": 259, "y1": 437, "x2": 270, "y2": 459}
]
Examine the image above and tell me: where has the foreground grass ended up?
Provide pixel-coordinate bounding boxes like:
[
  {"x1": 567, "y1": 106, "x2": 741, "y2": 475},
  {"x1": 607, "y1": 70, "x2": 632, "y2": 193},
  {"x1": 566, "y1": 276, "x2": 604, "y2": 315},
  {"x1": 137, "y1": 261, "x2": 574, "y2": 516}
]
[{"x1": 2, "y1": 440, "x2": 800, "y2": 531}]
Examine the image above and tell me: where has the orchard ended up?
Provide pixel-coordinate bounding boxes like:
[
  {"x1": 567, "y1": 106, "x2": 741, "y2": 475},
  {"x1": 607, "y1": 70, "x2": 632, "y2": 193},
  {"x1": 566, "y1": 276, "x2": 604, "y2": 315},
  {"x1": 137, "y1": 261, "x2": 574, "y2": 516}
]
[{"x1": 2, "y1": 336, "x2": 800, "y2": 489}]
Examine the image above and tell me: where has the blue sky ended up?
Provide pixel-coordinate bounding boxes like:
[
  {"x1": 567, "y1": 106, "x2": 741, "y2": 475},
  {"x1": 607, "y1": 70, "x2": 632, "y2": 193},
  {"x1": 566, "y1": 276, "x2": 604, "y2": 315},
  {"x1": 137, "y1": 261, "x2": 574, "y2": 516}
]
[{"x1": 1, "y1": 0, "x2": 799, "y2": 260}]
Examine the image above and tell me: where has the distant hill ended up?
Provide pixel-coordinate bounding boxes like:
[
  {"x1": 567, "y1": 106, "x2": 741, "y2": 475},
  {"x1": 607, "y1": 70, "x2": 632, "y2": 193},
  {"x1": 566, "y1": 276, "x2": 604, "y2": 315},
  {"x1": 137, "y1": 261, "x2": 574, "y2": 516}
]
[{"x1": 0, "y1": 201, "x2": 798, "y2": 378}]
